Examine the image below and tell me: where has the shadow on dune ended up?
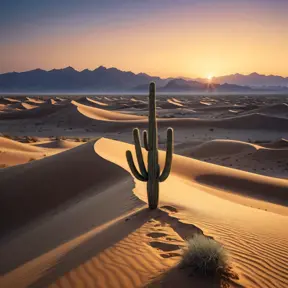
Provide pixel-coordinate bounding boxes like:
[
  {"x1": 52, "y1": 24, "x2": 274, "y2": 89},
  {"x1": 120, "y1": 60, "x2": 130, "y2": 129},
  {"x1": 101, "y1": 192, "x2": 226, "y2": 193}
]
[
  {"x1": 148, "y1": 265, "x2": 243, "y2": 288},
  {"x1": 0, "y1": 139, "x2": 147, "y2": 276},
  {"x1": 196, "y1": 174, "x2": 288, "y2": 207},
  {"x1": 0, "y1": 139, "x2": 142, "y2": 244},
  {"x1": 146, "y1": 208, "x2": 241, "y2": 288},
  {"x1": 30, "y1": 208, "x2": 207, "y2": 288}
]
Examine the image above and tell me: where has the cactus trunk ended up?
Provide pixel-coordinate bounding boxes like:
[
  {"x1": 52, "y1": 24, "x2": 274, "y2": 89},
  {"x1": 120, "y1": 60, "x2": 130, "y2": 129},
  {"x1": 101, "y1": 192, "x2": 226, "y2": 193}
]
[
  {"x1": 147, "y1": 83, "x2": 159, "y2": 209},
  {"x1": 126, "y1": 82, "x2": 173, "y2": 209}
]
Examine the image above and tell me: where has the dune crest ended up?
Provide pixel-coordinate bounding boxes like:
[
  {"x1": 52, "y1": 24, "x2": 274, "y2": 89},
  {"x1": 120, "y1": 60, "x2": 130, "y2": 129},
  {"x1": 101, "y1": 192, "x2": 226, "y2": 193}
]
[
  {"x1": 96, "y1": 138, "x2": 288, "y2": 288},
  {"x1": 1, "y1": 91, "x2": 288, "y2": 288}
]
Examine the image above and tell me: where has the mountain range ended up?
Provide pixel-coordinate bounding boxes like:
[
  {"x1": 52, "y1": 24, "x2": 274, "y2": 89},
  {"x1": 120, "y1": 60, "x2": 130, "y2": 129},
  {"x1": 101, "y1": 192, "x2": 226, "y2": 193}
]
[
  {"x1": 0, "y1": 66, "x2": 287, "y2": 92},
  {"x1": 196, "y1": 73, "x2": 288, "y2": 88}
]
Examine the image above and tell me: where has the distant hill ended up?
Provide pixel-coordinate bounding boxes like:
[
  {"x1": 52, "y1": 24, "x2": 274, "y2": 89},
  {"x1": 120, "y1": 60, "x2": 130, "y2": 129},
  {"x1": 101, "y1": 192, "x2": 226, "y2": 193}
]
[
  {"x1": 0, "y1": 67, "x2": 287, "y2": 92},
  {"x1": 0, "y1": 66, "x2": 169, "y2": 92},
  {"x1": 133, "y1": 79, "x2": 251, "y2": 92},
  {"x1": 196, "y1": 73, "x2": 288, "y2": 88},
  {"x1": 161, "y1": 79, "x2": 252, "y2": 92}
]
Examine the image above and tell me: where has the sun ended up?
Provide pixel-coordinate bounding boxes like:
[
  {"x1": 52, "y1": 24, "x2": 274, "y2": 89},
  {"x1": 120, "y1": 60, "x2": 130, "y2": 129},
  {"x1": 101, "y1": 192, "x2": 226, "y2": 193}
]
[{"x1": 207, "y1": 74, "x2": 213, "y2": 81}]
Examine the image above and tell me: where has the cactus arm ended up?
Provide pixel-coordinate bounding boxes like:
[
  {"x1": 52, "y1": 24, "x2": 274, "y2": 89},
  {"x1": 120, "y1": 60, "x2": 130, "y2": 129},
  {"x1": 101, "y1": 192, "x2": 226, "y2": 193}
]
[
  {"x1": 133, "y1": 128, "x2": 148, "y2": 178},
  {"x1": 159, "y1": 128, "x2": 174, "y2": 182},
  {"x1": 126, "y1": 151, "x2": 147, "y2": 181},
  {"x1": 143, "y1": 130, "x2": 149, "y2": 151}
]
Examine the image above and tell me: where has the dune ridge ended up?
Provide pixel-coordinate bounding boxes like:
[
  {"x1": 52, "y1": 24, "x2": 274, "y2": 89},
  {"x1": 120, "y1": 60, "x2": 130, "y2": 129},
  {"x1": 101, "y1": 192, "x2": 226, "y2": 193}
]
[
  {"x1": 96, "y1": 138, "x2": 288, "y2": 288},
  {"x1": 0, "y1": 140, "x2": 134, "y2": 236},
  {"x1": 0, "y1": 138, "x2": 287, "y2": 288},
  {"x1": 1, "y1": 92, "x2": 288, "y2": 288},
  {"x1": 175, "y1": 139, "x2": 288, "y2": 179}
]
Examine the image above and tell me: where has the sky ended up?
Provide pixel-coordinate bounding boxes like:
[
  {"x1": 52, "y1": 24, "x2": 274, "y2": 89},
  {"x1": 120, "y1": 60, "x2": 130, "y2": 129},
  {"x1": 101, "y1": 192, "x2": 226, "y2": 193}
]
[{"x1": 0, "y1": 0, "x2": 288, "y2": 78}]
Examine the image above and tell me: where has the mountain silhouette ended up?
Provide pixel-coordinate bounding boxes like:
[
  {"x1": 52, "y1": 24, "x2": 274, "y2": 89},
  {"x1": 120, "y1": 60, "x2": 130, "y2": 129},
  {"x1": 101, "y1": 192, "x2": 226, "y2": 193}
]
[
  {"x1": 197, "y1": 73, "x2": 288, "y2": 87},
  {"x1": 159, "y1": 79, "x2": 252, "y2": 92},
  {"x1": 0, "y1": 66, "x2": 168, "y2": 92},
  {"x1": 0, "y1": 67, "x2": 287, "y2": 92}
]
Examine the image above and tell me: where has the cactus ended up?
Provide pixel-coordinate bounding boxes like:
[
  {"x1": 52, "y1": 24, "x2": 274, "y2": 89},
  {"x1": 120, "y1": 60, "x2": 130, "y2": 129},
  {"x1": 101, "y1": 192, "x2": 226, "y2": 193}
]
[{"x1": 126, "y1": 82, "x2": 174, "y2": 209}]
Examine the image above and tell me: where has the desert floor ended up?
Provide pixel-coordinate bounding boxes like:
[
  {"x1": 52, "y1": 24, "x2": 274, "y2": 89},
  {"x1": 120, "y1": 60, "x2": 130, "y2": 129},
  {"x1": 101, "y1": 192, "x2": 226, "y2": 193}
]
[{"x1": 0, "y1": 93, "x2": 288, "y2": 288}]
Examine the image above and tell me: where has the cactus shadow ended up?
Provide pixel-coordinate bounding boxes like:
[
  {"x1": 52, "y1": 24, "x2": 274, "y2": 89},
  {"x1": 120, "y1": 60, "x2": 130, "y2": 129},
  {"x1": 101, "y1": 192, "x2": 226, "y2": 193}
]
[
  {"x1": 146, "y1": 207, "x2": 241, "y2": 288},
  {"x1": 30, "y1": 207, "x2": 166, "y2": 287},
  {"x1": 147, "y1": 264, "x2": 243, "y2": 288}
]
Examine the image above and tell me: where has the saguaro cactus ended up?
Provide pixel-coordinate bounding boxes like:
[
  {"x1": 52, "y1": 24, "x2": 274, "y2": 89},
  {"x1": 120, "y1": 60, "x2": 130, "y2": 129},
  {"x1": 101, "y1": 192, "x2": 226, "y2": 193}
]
[{"x1": 126, "y1": 82, "x2": 174, "y2": 209}]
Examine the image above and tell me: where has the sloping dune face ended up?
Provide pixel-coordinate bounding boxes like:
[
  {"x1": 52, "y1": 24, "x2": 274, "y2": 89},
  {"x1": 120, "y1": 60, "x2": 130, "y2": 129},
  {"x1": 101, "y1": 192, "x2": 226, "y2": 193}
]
[
  {"x1": 262, "y1": 138, "x2": 288, "y2": 148},
  {"x1": 0, "y1": 140, "x2": 136, "y2": 236},
  {"x1": 86, "y1": 97, "x2": 109, "y2": 106},
  {"x1": 0, "y1": 100, "x2": 67, "y2": 120},
  {"x1": 0, "y1": 138, "x2": 288, "y2": 288},
  {"x1": 176, "y1": 139, "x2": 258, "y2": 158},
  {"x1": 176, "y1": 139, "x2": 288, "y2": 179},
  {"x1": 244, "y1": 103, "x2": 288, "y2": 117},
  {"x1": 32, "y1": 139, "x2": 83, "y2": 149},
  {"x1": 0, "y1": 137, "x2": 43, "y2": 152},
  {"x1": 0, "y1": 140, "x2": 162, "y2": 288},
  {"x1": 72, "y1": 100, "x2": 146, "y2": 121},
  {"x1": 167, "y1": 99, "x2": 185, "y2": 107},
  {"x1": 25, "y1": 97, "x2": 45, "y2": 104},
  {"x1": 0, "y1": 137, "x2": 73, "y2": 168},
  {"x1": 96, "y1": 138, "x2": 288, "y2": 288}
]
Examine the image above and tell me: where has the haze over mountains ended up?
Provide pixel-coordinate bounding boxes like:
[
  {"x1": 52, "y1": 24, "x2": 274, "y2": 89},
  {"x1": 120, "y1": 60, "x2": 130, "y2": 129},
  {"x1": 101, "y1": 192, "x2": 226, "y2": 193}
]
[
  {"x1": 0, "y1": 66, "x2": 287, "y2": 93},
  {"x1": 205, "y1": 73, "x2": 288, "y2": 88}
]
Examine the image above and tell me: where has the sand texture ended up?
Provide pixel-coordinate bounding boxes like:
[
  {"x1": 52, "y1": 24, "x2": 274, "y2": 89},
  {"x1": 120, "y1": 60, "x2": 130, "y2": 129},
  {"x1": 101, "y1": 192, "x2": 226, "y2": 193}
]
[{"x1": 0, "y1": 93, "x2": 288, "y2": 288}]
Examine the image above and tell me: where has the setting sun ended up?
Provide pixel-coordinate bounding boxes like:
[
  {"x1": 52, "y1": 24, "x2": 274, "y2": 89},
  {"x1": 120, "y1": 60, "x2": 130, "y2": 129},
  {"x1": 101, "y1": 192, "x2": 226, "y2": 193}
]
[{"x1": 207, "y1": 74, "x2": 213, "y2": 81}]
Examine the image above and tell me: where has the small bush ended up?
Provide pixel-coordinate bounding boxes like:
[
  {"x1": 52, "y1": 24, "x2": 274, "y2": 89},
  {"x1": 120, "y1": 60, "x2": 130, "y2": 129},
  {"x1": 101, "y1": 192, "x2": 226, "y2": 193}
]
[{"x1": 181, "y1": 234, "x2": 228, "y2": 276}]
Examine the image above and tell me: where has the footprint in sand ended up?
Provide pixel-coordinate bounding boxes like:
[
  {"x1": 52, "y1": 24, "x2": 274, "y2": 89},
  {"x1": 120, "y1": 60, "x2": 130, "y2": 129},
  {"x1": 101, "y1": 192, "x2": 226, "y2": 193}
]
[
  {"x1": 147, "y1": 232, "x2": 167, "y2": 238},
  {"x1": 149, "y1": 241, "x2": 181, "y2": 252},
  {"x1": 160, "y1": 252, "x2": 181, "y2": 258}
]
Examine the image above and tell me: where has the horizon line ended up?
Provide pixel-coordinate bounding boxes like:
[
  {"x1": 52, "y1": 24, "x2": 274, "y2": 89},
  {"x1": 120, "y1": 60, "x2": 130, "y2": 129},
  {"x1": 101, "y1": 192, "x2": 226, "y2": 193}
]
[{"x1": 1, "y1": 65, "x2": 288, "y2": 79}]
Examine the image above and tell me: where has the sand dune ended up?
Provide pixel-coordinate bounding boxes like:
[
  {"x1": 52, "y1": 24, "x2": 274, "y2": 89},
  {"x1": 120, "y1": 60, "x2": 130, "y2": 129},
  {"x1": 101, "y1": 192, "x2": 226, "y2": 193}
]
[
  {"x1": 5, "y1": 102, "x2": 26, "y2": 111},
  {"x1": 76, "y1": 97, "x2": 126, "y2": 110},
  {"x1": 176, "y1": 139, "x2": 258, "y2": 158},
  {"x1": 25, "y1": 97, "x2": 45, "y2": 104},
  {"x1": 243, "y1": 103, "x2": 288, "y2": 117},
  {"x1": 167, "y1": 99, "x2": 185, "y2": 107},
  {"x1": 1, "y1": 102, "x2": 38, "y2": 111},
  {"x1": 21, "y1": 102, "x2": 39, "y2": 110},
  {"x1": 98, "y1": 138, "x2": 288, "y2": 211},
  {"x1": 0, "y1": 137, "x2": 44, "y2": 152},
  {"x1": 86, "y1": 97, "x2": 109, "y2": 106},
  {"x1": 0, "y1": 149, "x2": 46, "y2": 167},
  {"x1": 72, "y1": 100, "x2": 146, "y2": 121},
  {"x1": 3, "y1": 97, "x2": 21, "y2": 104},
  {"x1": 0, "y1": 100, "x2": 67, "y2": 120},
  {"x1": 0, "y1": 140, "x2": 133, "y2": 236},
  {"x1": 32, "y1": 139, "x2": 83, "y2": 149},
  {"x1": 0, "y1": 137, "x2": 64, "y2": 167},
  {"x1": 1, "y1": 93, "x2": 288, "y2": 288},
  {"x1": 1, "y1": 97, "x2": 288, "y2": 134},
  {"x1": 124, "y1": 111, "x2": 288, "y2": 132},
  {"x1": 176, "y1": 139, "x2": 288, "y2": 179},
  {"x1": 131, "y1": 97, "x2": 147, "y2": 104},
  {"x1": 171, "y1": 97, "x2": 184, "y2": 104},
  {"x1": 261, "y1": 138, "x2": 288, "y2": 149},
  {"x1": 96, "y1": 138, "x2": 288, "y2": 288},
  {"x1": 0, "y1": 138, "x2": 288, "y2": 288}
]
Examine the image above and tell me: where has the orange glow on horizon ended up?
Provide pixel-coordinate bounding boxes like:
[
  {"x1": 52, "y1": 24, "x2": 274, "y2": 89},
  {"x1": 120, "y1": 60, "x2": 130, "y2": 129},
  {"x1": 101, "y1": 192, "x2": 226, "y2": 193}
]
[{"x1": 1, "y1": 1, "x2": 288, "y2": 78}]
